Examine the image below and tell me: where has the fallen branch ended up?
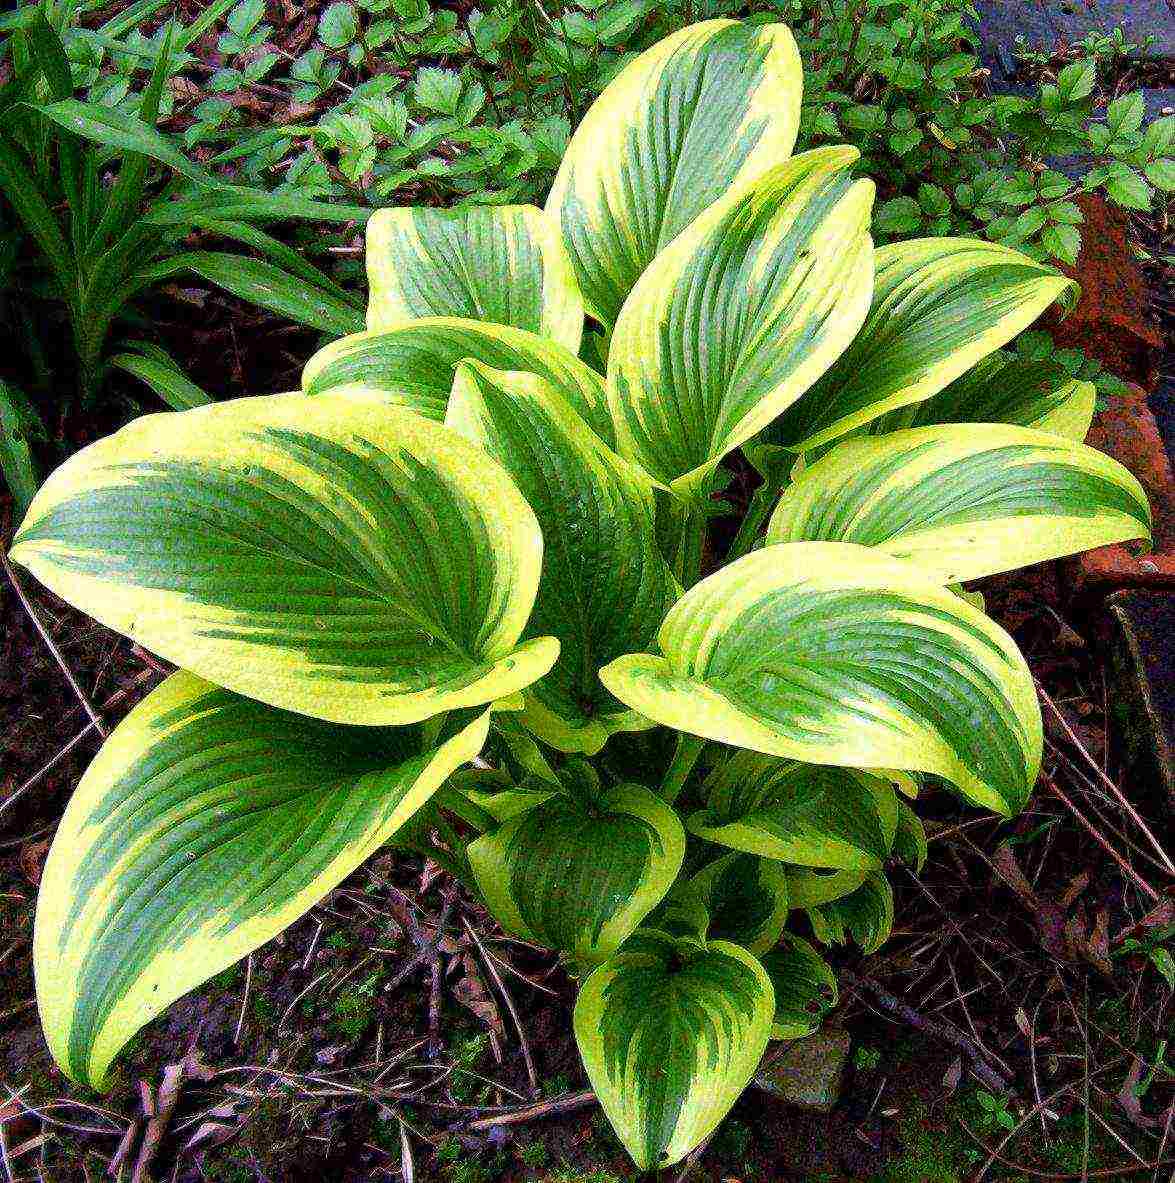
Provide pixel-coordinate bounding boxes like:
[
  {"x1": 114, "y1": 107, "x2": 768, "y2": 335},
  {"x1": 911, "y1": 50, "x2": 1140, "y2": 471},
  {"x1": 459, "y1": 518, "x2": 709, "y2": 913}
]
[{"x1": 466, "y1": 1090, "x2": 595, "y2": 1131}]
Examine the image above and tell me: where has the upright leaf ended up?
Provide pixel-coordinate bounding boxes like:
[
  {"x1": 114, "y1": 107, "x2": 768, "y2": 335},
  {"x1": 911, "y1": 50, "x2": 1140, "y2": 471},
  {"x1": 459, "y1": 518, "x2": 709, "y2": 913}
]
[
  {"x1": 575, "y1": 930, "x2": 773, "y2": 1170},
  {"x1": 304, "y1": 318, "x2": 613, "y2": 444},
  {"x1": 688, "y1": 755, "x2": 898, "y2": 871},
  {"x1": 601, "y1": 542, "x2": 1042, "y2": 816},
  {"x1": 548, "y1": 19, "x2": 802, "y2": 329},
  {"x1": 35, "y1": 671, "x2": 490, "y2": 1089},
  {"x1": 447, "y1": 363, "x2": 678, "y2": 753},
  {"x1": 366, "y1": 206, "x2": 584, "y2": 353},
  {"x1": 761, "y1": 934, "x2": 838, "y2": 1039},
  {"x1": 468, "y1": 783, "x2": 684, "y2": 962},
  {"x1": 12, "y1": 395, "x2": 557, "y2": 725},
  {"x1": 766, "y1": 424, "x2": 1151, "y2": 584},
  {"x1": 607, "y1": 147, "x2": 874, "y2": 496},
  {"x1": 770, "y1": 238, "x2": 1077, "y2": 449}
]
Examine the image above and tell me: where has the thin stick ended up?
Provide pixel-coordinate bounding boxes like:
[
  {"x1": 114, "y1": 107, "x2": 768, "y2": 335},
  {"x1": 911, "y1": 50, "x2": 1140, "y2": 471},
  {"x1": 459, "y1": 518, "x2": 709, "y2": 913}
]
[
  {"x1": 234, "y1": 955, "x2": 253, "y2": 1046},
  {"x1": 466, "y1": 1091, "x2": 595, "y2": 1131},
  {"x1": 1042, "y1": 774, "x2": 1160, "y2": 903},
  {"x1": 1037, "y1": 682, "x2": 1174, "y2": 877},
  {"x1": 3, "y1": 552, "x2": 107, "y2": 738},
  {"x1": 462, "y1": 919, "x2": 538, "y2": 1096}
]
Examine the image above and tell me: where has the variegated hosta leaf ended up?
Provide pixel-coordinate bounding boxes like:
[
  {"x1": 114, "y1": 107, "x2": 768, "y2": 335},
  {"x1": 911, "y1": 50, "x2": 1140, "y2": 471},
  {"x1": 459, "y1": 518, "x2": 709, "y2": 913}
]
[
  {"x1": 446, "y1": 362, "x2": 678, "y2": 753},
  {"x1": 647, "y1": 882, "x2": 711, "y2": 941},
  {"x1": 302, "y1": 317, "x2": 613, "y2": 445},
  {"x1": 574, "y1": 929, "x2": 773, "y2": 1170},
  {"x1": 688, "y1": 754, "x2": 898, "y2": 871},
  {"x1": 785, "y1": 868, "x2": 868, "y2": 908},
  {"x1": 806, "y1": 870, "x2": 894, "y2": 955},
  {"x1": 894, "y1": 798, "x2": 928, "y2": 873},
  {"x1": 766, "y1": 424, "x2": 1151, "y2": 585},
  {"x1": 607, "y1": 146, "x2": 875, "y2": 497},
  {"x1": 468, "y1": 784, "x2": 684, "y2": 961},
  {"x1": 761, "y1": 933, "x2": 838, "y2": 1039},
  {"x1": 867, "y1": 349, "x2": 1096, "y2": 443},
  {"x1": 547, "y1": 18, "x2": 802, "y2": 330},
  {"x1": 11, "y1": 396, "x2": 557, "y2": 725},
  {"x1": 689, "y1": 851, "x2": 790, "y2": 954},
  {"x1": 770, "y1": 238, "x2": 1078, "y2": 450},
  {"x1": 365, "y1": 205, "x2": 584, "y2": 353},
  {"x1": 36, "y1": 672, "x2": 490, "y2": 1089},
  {"x1": 600, "y1": 541, "x2": 1042, "y2": 816}
]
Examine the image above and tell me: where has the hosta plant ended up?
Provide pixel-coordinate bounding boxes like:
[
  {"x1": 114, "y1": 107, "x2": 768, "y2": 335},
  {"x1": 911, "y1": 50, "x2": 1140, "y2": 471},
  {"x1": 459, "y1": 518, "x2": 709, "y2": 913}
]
[{"x1": 11, "y1": 19, "x2": 1152, "y2": 1172}]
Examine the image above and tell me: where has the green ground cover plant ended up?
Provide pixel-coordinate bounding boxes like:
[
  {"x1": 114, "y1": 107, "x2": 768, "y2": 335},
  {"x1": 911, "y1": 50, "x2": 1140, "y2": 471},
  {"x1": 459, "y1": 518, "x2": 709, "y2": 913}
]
[{"x1": 8, "y1": 19, "x2": 1155, "y2": 1171}]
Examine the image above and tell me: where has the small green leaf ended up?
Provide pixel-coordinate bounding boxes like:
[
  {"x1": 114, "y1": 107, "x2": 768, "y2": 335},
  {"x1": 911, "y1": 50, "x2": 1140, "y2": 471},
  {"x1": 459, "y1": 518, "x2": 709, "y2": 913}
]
[
  {"x1": 760, "y1": 934, "x2": 838, "y2": 1039},
  {"x1": 318, "y1": 1, "x2": 358, "y2": 47}
]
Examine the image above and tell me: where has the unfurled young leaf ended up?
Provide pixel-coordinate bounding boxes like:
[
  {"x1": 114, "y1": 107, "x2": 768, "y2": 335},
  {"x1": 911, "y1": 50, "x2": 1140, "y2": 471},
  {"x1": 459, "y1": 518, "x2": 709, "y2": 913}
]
[
  {"x1": 469, "y1": 782, "x2": 684, "y2": 961},
  {"x1": 574, "y1": 930, "x2": 773, "y2": 1170},
  {"x1": 807, "y1": 871, "x2": 894, "y2": 954}
]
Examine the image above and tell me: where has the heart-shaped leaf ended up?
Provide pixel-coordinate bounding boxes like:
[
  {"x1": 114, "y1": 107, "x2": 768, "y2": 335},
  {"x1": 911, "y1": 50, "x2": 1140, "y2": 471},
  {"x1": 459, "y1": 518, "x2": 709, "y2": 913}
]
[
  {"x1": 302, "y1": 317, "x2": 612, "y2": 444},
  {"x1": 575, "y1": 929, "x2": 773, "y2": 1169},
  {"x1": 688, "y1": 755, "x2": 898, "y2": 871},
  {"x1": 447, "y1": 362, "x2": 678, "y2": 752},
  {"x1": 35, "y1": 671, "x2": 489, "y2": 1089},
  {"x1": 12, "y1": 395, "x2": 557, "y2": 725},
  {"x1": 690, "y1": 851, "x2": 790, "y2": 953},
  {"x1": 600, "y1": 541, "x2": 1042, "y2": 816},
  {"x1": 547, "y1": 19, "x2": 802, "y2": 330},
  {"x1": 365, "y1": 205, "x2": 584, "y2": 353},
  {"x1": 770, "y1": 238, "x2": 1078, "y2": 450},
  {"x1": 767, "y1": 423, "x2": 1151, "y2": 584},
  {"x1": 468, "y1": 783, "x2": 684, "y2": 961},
  {"x1": 866, "y1": 349, "x2": 1096, "y2": 442},
  {"x1": 607, "y1": 147, "x2": 875, "y2": 496},
  {"x1": 760, "y1": 934, "x2": 838, "y2": 1039}
]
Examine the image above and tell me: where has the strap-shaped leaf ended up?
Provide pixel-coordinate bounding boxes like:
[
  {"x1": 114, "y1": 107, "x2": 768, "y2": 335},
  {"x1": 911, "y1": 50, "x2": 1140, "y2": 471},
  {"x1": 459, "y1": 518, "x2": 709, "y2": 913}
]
[
  {"x1": 11, "y1": 395, "x2": 557, "y2": 725},
  {"x1": 35, "y1": 672, "x2": 490, "y2": 1089},
  {"x1": 574, "y1": 929, "x2": 773, "y2": 1170},
  {"x1": 689, "y1": 851, "x2": 790, "y2": 953},
  {"x1": 688, "y1": 755, "x2": 898, "y2": 871},
  {"x1": 770, "y1": 238, "x2": 1078, "y2": 450},
  {"x1": 766, "y1": 424, "x2": 1151, "y2": 584},
  {"x1": 867, "y1": 350, "x2": 1096, "y2": 442},
  {"x1": 607, "y1": 147, "x2": 875, "y2": 496},
  {"x1": 761, "y1": 933, "x2": 838, "y2": 1039},
  {"x1": 547, "y1": 18, "x2": 802, "y2": 330},
  {"x1": 600, "y1": 541, "x2": 1042, "y2": 816},
  {"x1": 365, "y1": 205, "x2": 584, "y2": 354},
  {"x1": 806, "y1": 870, "x2": 894, "y2": 954},
  {"x1": 303, "y1": 317, "x2": 613, "y2": 445},
  {"x1": 468, "y1": 783, "x2": 684, "y2": 961},
  {"x1": 447, "y1": 363, "x2": 678, "y2": 753}
]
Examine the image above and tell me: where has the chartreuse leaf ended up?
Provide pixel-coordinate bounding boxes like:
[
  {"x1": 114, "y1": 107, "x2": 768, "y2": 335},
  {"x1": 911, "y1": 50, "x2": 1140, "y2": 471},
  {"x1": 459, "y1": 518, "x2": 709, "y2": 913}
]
[
  {"x1": 303, "y1": 317, "x2": 613, "y2": 445},
  {"x1": 785, "y1": 868, "x2": 868, "y2": 908},
  {"x1": 761, "y1": 933, "x2": 838, "y2": 1039},
  {"x1": 468, "y1": 783, "x2": 684, "y2": 962},
  {"x1": 766, "y1": 424, "x2": 1151, "y2": 584},
  {"x1": 689, "y1": 851, "x2": 789, "y2": 954},
  {"x1": 770, "y1": 239, "x2": 1078, "y2": 450},
  {"x1": 365, "y1": 206, "x2": 584, "y2": 354},
  {"x1": 894, "y1": 798, "x2": 928, "y2": 873},
  {"x1": 867, "y1": 350, "x2": 1096, "y2": 443},
  {"x1": 11, "y1": 396, "x2": 557, "y2": 726},
  {"x1": 574, "y1": 929, "x2": 773, "y2": 1170},
  {"x1": 547, "y1": 19, "x2": 802, "y2": 330},
  {"x1": 600, "y1": 542, "x2": 1042, "y2": 816},
  {"x1": 687, "y1": 754, "x2": 897, "y2": 871},
  {"x1": 35, "y1": 671, "x2": 490, "y2": 1090},
  {"x1": 607, "y1": 147, "x2": 875, "y2": 497},
  {"x1": 807, "y1": 871, "x2": 894, "y2": 954},
  {"x1": 647, "y1": 882, "x2": 711, "y2": 941},
  {"x1": 447, "y1": 363, "x2": 678, "y2": 753}
]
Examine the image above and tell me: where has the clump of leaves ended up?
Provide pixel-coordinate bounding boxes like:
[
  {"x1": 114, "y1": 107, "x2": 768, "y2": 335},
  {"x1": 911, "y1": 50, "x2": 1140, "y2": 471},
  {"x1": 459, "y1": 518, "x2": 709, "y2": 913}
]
[
  {"x1": 10, "y1": 19, "x2": 1154, "y2": 1175},
  {"x1": 0, "y1": 11, "x2": 368, "y2": 512}
]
